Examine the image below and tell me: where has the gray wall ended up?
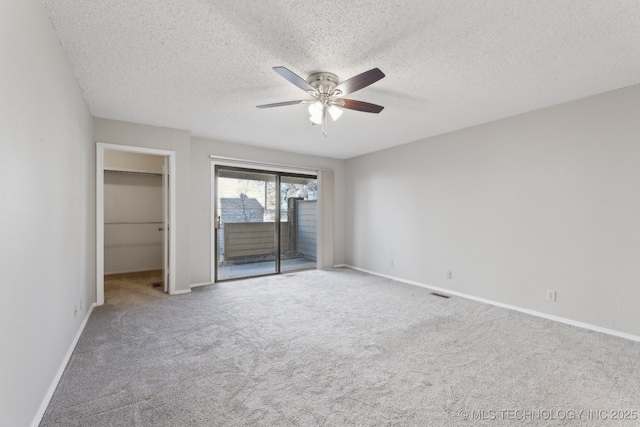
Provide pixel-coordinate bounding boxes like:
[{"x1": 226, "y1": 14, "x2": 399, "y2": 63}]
[
  {"x1": 93, "y1": 118, "x2": 192, "y2": 292},
  {"x1": 104, "y1": 149, "x2": 164, "y2": 173},
  {"x1": 0, "y1": 0, "x2": 94, "y2": 425},
  {"x1": 92, "y1": 125, "x2": 347, "y2": 288},
  {"x1": 346, "y1": 84, "x2": 640, "y2": 337},
  {"x1": 104, "y1": 171, "x2": 163, "y2": 274}
]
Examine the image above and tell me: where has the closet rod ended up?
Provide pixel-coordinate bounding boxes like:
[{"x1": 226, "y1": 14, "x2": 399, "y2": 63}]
[
  {"x1": 105, "y1": 222, "x2": 163, "y2": 225},
  {"x1": 104, "y1": 169, "x2": 162, "y2": 176}
]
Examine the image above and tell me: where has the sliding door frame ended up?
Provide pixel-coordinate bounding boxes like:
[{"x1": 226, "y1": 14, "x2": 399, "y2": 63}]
[{"x1": 211, "y1": 162, "x2": 316, "y2": 282}]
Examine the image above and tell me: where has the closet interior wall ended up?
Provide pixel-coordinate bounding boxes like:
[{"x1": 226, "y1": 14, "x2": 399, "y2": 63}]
[{"x1": 103, "y1": 151, "x2": 164, "y2": 275}]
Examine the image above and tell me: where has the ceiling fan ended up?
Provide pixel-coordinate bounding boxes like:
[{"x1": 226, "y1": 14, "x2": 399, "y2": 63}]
[{"x1": 257, "y1": 66, "x2": 385, "y2": 136}]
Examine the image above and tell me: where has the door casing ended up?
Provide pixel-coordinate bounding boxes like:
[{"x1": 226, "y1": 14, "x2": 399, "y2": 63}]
[{"x1": 96, "y1": 142, "x2": 176, "y2": 305}]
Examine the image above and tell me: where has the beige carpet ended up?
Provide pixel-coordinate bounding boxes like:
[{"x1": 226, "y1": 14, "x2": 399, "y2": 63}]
[{"x1": 41, "y1": 268, "x2": 640, "y2": 426}]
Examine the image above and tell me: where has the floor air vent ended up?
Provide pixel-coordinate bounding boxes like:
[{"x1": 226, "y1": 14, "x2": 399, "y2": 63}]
[{"x1": 430, "y1": 292, "x2": 450, "y2": 299}]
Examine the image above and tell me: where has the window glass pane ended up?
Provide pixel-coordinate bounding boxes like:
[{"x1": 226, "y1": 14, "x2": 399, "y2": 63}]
[
  {"x1": 216, "y1": 168, "x2": 277, "y2": 280},
  {"x1": 280, "y1": 175, "x2": 318, "y2": 273}
]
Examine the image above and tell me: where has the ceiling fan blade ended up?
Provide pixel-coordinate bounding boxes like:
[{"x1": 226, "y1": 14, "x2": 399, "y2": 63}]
[
  {"x1": 273, "y1": 67, "x2": 315, "y2": 93},
  {"x1": 256, "y1": 100, "x2": 304, "y2": 109},
  {"x1": 334, "y1": 68, "x2": 385, "y2": 96},
  {"x1": 339, "y1": 99, "x2": 384, "y2": 113}
]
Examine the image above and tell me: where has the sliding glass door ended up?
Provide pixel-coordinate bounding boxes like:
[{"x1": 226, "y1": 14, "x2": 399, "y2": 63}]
[
  {"x1": 279, "y1": 175, "x2": 318, "y2": 273},
  {"x1": 215, "y1": 166, "x2": 317, "y2": 281}
]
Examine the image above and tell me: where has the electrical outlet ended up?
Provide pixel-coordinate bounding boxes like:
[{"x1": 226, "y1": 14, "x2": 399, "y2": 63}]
[
  {"x1": 546, "y1": 290, "x2": 556, "y2": 302},
  {"x1": 446, "y1": 271, "x2": 452, "y2": 279},
  {"x1": 390, "y1": 260, "x2": 394, "y2": 267}
]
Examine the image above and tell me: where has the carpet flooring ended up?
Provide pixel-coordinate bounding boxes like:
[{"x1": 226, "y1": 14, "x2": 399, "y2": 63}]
[{"x1": 41, "y1": 268, "x2": 640, "y2": 426}]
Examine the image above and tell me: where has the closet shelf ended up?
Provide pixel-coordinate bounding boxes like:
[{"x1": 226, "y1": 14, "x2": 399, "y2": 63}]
[{"x1": 105, "y1": 222, "x2": 163, "y2": 225}]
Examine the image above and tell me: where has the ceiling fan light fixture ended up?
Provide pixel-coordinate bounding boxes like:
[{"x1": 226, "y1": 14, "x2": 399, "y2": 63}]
[
  {"x1": 328, "y1": 105, "x2": 343, "y2": 121},
  {"x1": 308, "y1": 101, "x2": 322, "y2": 116},
  {"x1": 309, "y1": 101, "x2": 323, "y2": 124},
  {"x1": 309, "y1": 112, "x2": 322, "y2": 125}
]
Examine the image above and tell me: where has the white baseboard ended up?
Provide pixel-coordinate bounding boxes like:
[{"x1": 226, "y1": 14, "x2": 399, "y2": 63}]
[
  {"x1": 171, "y1": 288, "x2": 191, "y2": 295},
  {"x1": 342, "y1": 265, "x2": 640, "y2": 343},
  {"x1": 190, "y1": 282, "x2": 213, "y2": 289},
  {"x1": 31, "y1": 303, "x2": 97, "y2": 427}
]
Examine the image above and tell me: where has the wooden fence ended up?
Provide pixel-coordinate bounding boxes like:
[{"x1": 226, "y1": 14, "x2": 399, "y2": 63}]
[
  {"x1": 296, "y1": 200, "x2": 317, "y2": 260},
  {"x1": 224, "y1": 222, "x2": 289, "y2": 259},
  {"x1": 222, "y1": 200, "x2": 317, "y2": 261}
]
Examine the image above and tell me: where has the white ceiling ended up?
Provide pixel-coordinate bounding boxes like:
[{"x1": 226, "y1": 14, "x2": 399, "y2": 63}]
[{"x1": 42, "y1": 0, "x2": 640, "y2": 159}]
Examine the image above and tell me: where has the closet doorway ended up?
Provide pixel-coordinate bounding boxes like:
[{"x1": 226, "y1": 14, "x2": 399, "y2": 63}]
[{"x1": 96, "y1": 143, "x2": 176, "y2": 305}]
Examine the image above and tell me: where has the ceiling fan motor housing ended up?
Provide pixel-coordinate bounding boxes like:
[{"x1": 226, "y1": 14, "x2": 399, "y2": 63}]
[{"x1": 306, "y1": 72, "x2": 340, "y2": 95}]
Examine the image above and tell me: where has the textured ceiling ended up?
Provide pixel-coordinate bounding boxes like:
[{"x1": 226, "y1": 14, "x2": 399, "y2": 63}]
[{"x1": 42, "y1": 0, "x2": 640, "y2": 159}]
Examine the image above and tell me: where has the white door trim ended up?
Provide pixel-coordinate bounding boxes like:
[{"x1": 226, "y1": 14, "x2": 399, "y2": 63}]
[
  {"x1": 96, "y1": 142, "x2": 177, "y2": 305},
  {"x1": 210, "y1": 161, "x2": 217, "y2": 283}
]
